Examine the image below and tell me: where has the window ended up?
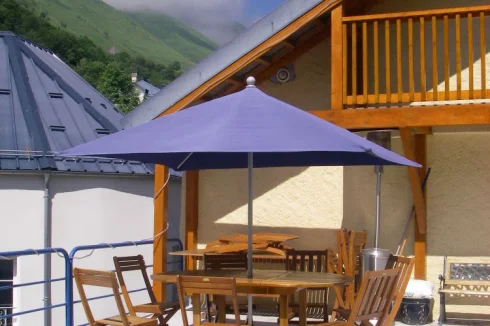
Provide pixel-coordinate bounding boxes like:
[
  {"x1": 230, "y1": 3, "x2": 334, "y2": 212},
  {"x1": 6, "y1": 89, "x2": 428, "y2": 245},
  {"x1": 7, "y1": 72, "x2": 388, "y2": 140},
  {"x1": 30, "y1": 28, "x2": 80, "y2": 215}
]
[{"x1": 0, "y1": 260, "x2": 13, "y2": 326}]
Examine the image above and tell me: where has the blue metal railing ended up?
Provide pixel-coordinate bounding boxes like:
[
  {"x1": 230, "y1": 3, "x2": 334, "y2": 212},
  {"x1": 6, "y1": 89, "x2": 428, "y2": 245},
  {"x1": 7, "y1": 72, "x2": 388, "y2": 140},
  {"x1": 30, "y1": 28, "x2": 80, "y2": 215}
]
[
  {"x1": 0, "y1": 248, "x2": 70, "y2": 325},
  {"x1": 0, "y1": 238, "x2": 183, "y2": 326}
]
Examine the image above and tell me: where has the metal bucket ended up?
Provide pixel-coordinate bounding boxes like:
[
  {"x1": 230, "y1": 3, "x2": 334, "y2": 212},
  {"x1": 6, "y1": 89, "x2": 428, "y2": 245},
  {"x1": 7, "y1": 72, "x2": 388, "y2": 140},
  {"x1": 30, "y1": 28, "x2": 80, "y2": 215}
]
[{"x1": 361, "y1": 248, "x2": 392, "y2": 276}]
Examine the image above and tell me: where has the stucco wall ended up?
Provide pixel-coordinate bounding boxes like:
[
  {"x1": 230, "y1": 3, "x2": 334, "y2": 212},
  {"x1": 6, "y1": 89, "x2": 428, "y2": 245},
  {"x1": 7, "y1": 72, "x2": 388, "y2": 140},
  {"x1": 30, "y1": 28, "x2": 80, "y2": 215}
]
[{"x1": 0, "y1": 174, "x2": 181, "y2": 326}]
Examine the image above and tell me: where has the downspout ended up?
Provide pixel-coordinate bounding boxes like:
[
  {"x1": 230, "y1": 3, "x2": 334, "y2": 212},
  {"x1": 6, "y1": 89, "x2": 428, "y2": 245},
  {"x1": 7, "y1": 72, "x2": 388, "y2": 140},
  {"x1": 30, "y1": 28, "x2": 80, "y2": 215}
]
[{"x1": 43, "y1": 173, "x2": 52, "y2": 326}]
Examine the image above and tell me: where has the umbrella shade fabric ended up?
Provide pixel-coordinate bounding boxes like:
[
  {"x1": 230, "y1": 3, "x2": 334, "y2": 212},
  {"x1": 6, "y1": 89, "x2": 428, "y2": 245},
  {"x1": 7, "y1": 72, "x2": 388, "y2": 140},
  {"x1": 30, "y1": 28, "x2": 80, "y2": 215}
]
[{"x1": 59, "y1": 84, "x2": 420, "y2": 170}]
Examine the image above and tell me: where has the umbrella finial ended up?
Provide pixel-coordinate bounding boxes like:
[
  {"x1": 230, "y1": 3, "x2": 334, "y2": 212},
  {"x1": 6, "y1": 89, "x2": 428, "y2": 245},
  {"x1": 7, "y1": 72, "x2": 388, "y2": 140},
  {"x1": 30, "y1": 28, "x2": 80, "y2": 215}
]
[{"x1": 246, "y1": 76, "x2": 256, "y2": 88}]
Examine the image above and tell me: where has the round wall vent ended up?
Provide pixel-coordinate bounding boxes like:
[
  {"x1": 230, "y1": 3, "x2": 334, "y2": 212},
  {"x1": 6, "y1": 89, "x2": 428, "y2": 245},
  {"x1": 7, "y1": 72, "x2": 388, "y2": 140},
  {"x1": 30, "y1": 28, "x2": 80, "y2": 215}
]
[{"x1": 276, "y1": 68, "x2": 291, "y2": 83}]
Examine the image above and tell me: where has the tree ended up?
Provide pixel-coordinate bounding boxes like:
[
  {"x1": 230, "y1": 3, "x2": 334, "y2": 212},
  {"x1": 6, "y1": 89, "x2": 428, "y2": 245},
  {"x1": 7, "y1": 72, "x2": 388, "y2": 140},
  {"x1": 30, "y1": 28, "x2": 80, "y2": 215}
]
[{"x1": 96, "y1": 62, "x2": 139, "y2": 114}]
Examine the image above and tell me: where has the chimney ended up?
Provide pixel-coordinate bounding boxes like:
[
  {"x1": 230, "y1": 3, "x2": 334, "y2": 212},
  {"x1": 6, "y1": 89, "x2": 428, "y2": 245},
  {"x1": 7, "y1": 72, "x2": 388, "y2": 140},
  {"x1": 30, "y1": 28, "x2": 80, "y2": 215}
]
[{"x1": 131, "y1": 73, "x2": 137, "y2": 84}]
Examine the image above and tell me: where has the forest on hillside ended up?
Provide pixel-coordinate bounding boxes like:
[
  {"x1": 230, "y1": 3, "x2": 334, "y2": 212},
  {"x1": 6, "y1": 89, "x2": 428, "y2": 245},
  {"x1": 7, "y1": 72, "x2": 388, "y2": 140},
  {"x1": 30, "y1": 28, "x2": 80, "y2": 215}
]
[{"x1": 0, "y1": 0, "x2": 183, "y2": 113}]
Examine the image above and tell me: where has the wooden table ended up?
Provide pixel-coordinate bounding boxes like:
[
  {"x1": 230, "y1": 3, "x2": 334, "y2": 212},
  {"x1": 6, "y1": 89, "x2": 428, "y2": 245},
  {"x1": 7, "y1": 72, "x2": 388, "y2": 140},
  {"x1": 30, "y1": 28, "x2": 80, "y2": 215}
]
[{"x1": 152, "y1": 270, "x2": 351, "y2": 326}]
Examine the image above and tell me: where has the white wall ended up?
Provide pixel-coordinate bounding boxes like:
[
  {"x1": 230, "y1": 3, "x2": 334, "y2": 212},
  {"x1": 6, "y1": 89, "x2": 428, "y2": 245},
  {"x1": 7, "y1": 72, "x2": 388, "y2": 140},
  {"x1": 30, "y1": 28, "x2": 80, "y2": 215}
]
[{"x1": 0, "y1": 173, "x2": 181, "y2": 326}]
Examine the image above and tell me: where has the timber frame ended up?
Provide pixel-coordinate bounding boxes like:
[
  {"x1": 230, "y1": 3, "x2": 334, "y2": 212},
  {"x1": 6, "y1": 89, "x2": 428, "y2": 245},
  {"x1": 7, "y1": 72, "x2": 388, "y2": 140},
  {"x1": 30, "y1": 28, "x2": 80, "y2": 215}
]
[{"x1": 152, "y1": 0, "x2": 490, "y2": 281}]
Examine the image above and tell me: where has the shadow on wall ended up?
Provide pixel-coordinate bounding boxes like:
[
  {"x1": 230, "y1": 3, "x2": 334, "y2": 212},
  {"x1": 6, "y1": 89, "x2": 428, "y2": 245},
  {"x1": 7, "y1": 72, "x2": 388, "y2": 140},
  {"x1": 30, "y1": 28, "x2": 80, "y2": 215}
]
[
  {"x1": 199, "y1": 166, "x2": 308, "y2": 223},
  {"x1": 48, "y1": 174, "x2": 155, "y2": 198}
]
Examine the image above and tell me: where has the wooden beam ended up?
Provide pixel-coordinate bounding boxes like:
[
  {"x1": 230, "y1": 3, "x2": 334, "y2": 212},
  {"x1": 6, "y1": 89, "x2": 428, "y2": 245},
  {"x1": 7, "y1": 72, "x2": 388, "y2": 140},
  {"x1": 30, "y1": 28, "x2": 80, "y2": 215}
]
[
  {"x1": 331, "y1": 4, "x2": 344, "y2": 110},
  {"x1": 399, "y1": 128, "x2": 427, "y2": 234},
  {"x1": 185, "y1": 170, "x2": 199, "y2": 270},
  {"x1": 414, "y1": 134, "x2": 427, "y2": 279},
  {"x1": 255, "y1": 57, "x2": 272, "y2": 66},
  {"x1": 282, "y1": 40, "x2": 295, "y2": 49},
  {"x1": 153, "y1": 164, "x2": 169, "y2": 301},
  {"x1": 412, "y1": 126, "x2": 432, "y2": 135},
  {"x1": 156, "y1": 0, "x2": 342, "y2": 117},
  {"x1": 310, "y1": 104, "x2": 490, "y2": 129}
]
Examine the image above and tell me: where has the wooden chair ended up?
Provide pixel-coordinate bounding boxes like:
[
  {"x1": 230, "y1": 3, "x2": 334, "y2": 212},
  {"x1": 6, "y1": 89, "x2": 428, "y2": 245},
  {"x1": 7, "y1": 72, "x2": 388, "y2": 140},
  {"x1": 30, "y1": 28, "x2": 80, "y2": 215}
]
[
  {"x1": 73, "y1": 268, "x2": 157, "y2": 326},
  {"x1": 317, "y1": 268, "x2": 402, "y2": 326},
  {"x1": 335, "y1": 229, "x2": 367, "y2": 308},
  {"x1": 113, "y1": 255, "x2": 179, "y2": 325},
  {"x1": 176, "y1": 275, "x2": 245, "y2": 326},
  {"x1": 333, "y1": 255, "x2": 415, "y2": 325},
  {"x1": 284, "y1": 249, "x2": 332, "y2": 323},
  {"x1": 202, "y1": 253, "x2": 251, "y2": 323}
]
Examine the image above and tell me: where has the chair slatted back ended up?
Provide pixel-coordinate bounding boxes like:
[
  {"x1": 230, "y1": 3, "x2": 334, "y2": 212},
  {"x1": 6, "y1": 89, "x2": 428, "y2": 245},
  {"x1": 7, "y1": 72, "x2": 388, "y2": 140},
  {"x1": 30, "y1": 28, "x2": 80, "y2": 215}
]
[
  {"x1": 114, "y1": 255, "x2": 157, "y2": 316},
  {"x1": 285, "y1": 250, "x2": 330, "y2": 273},
  {"x1": 177, "y1": 276, "x2": 241, "y2": 326},
  {"x1": 378, "y1": 255, "x2": 415, "y2": 326},
  {"x1": 285, "y1": 249, "x2": 332, "y2": 322},
  {"x1": 203, "y1": 253, "x2": 248, "y2": 271},
  {"x1": 73, "y1": 268, "x2": 129, "y2": 326},
  {"x1": 347, "y1": 268, "x2": 401, "y2": 323}
]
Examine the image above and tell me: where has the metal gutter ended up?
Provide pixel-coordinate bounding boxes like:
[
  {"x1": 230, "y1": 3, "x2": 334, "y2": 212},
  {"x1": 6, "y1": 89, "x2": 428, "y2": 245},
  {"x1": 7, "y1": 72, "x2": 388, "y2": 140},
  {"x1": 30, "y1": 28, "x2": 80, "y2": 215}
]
[{"x1": 43, "y1": 173, "x2": 52, "y2": 326}]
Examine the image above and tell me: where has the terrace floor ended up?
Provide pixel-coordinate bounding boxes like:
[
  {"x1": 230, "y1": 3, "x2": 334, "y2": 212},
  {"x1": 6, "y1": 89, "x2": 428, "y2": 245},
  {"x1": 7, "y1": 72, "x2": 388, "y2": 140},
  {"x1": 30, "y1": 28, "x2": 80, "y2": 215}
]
[{"x1": 167, "y1": 308, "x2": 441, "y2": 326}]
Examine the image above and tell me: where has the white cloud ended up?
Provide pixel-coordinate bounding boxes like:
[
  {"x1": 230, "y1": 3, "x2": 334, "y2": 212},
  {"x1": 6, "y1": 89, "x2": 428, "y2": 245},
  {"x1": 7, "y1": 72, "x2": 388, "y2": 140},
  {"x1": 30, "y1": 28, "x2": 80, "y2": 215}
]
[{"x1": 103, "y1": 0, "x2": 248, "y2": 45}]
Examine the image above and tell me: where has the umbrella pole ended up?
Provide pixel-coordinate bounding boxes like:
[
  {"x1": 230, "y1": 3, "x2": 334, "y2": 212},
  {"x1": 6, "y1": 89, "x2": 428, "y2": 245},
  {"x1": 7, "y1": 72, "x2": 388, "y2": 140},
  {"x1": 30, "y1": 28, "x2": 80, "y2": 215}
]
[
  {"x1": 247, "y1": 152, "x2": 253, "y2": 325},
  {"x1": 374, "y1": 165, "x2": 382, "y2": 249}
]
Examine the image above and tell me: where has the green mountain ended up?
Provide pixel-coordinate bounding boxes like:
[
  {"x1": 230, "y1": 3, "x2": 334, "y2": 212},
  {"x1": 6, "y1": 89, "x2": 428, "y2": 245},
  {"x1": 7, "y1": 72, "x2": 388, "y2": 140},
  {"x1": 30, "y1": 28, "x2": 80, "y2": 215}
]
[
  {"x1": 24, "y1": 0, "x2": 216, "y2": 67},
  {"x1": 129, "y1": 11, "x2": 217, "y2": 64}
]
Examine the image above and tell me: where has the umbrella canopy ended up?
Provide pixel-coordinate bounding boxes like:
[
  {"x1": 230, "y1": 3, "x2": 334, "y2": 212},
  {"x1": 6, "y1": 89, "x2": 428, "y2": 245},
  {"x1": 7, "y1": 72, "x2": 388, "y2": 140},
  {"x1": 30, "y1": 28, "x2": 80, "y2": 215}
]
[
  {"x1": 59, "y1": 77, "x2": 419, "y2": 325},
  {"x1": 59, "y1": 79, "x2": 419, "y2": 170}
]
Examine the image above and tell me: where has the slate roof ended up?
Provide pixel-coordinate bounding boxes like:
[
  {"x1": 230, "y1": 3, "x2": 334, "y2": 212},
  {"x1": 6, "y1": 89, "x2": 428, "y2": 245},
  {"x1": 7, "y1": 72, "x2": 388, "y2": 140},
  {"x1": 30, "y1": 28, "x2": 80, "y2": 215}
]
[
  {"x1": 135, "y1": 80, "x2": 160, "y2": 97},
  {"x1": 0, "y1": 32, "x2": 156, "y2": 175},
  {"x1": 122, "y1": 0, "x2": 328, "y2": 128}
]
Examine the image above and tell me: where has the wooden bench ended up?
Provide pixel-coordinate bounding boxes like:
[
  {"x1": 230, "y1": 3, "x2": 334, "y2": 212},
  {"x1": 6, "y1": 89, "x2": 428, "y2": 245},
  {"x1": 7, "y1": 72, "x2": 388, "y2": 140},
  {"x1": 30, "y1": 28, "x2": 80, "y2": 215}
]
[{"x1": 439, "y1": 257, "x2": 490, "y2": 324}]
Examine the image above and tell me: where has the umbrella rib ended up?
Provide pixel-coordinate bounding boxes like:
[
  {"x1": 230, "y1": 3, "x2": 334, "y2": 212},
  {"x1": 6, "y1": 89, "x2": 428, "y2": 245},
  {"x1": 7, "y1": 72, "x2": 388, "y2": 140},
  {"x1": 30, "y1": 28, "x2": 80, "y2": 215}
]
[{"x1": 177, "y1": 152, "x2": 194, "y2": 170}]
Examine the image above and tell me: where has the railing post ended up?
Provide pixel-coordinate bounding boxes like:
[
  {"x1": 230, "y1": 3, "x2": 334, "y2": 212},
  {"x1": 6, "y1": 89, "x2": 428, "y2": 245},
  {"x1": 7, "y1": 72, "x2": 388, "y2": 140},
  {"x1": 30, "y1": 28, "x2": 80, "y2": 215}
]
[
  {"x1": 331, "y1": 3, "x2": 344, "y2": 110},
  {"x1": 65, "y1": 255, "x2": 74, "y2": 326}
]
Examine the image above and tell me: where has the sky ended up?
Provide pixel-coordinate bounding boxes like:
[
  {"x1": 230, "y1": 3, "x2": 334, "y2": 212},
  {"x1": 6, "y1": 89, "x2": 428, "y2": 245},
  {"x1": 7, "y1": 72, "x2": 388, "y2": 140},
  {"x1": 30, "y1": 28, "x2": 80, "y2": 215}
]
[
  {"x1": 103, "y1": 0, "x2": 287, "y2": 45},
  {"x1": 244, "y1": 0, "x2": 287, "y2": 26}
]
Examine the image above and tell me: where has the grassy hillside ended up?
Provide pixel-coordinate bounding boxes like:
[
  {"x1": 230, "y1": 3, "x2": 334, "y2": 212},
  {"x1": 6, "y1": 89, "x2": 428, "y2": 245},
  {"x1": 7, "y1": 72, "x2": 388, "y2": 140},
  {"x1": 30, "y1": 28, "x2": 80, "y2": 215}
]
[
  {"x1": 25, "y1": 0, "x2": 215, "y2": 67},
  {"x1": 129, "y1": 11, "x2": 217, "y2": 64}
]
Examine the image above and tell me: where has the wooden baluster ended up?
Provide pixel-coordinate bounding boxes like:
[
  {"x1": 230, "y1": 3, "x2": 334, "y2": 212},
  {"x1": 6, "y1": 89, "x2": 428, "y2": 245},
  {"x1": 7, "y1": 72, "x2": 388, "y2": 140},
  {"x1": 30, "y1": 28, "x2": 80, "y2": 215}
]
[
  {"x1": 408, "y1": 18, "x2": 414, "y2": 101},
  {"x1": 363, "y1": 22, "x2": 368, "y2": 105},
  {"x1": 468, "y1": 13, "x2": 474, "y2": 99},
  {"x1": 432, "y1": 16, "x2": 438, "y2": 101},
  {"x1": 456, "y1": 14, "x2": 461, "y2": 100},
  {"x1": 420, "y1": 17, "x2": 426, "y2": 101},
  {"x1": 374, "y1": 21, "x2": 379, "y2": 103},
  {"x1": 343, "y1": 23, "x2": 348, "y2": 105},
  {"x1": 397, "y1": 19, "x2": 402, "y2": 102},
  {"x1": 480, "y1": 12, "x2": 486, "y2": 99},
  {"x1": 444, "y1": 15, "x2": 450, "y2": 100},
  {"x1": 352, "y1": 23, "x2": 357, "y2": 106},
  {"x1": 385, "y1": 20, "x2": 391, "y2": 103}
]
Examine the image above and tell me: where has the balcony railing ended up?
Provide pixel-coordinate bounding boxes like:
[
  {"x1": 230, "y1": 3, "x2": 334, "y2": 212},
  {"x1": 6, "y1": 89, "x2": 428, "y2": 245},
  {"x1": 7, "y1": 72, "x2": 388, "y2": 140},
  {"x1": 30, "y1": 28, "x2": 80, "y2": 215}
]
[{"x1": 341, "y1": 5, "x2": 490, "y2": 108}]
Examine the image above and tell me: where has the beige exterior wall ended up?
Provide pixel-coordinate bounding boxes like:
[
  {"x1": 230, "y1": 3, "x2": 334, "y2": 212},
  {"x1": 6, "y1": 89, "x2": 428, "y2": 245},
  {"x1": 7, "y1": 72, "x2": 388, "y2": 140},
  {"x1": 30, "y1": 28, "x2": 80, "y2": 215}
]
[{"x1": 189, "y1": 0, "x2": 490, "y2": 320}]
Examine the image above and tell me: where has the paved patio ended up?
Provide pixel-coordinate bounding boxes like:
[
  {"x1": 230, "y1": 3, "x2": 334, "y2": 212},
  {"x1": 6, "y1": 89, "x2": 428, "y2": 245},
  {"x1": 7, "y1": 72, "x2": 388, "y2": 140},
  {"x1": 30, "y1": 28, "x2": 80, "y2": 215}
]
[{"x1": 167, "y1": 308, "x2": 441, "y2": 326}]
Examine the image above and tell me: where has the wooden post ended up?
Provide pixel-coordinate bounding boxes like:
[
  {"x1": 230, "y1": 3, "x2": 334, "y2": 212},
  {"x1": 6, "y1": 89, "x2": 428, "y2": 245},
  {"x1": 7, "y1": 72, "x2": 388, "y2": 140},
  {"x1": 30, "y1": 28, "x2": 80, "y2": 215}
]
[
  {"x1": 185, "y1": 170, "x2": 199, "y2": 270},
  {"x1": 414, "y1": 134, "x2": 427, "y2": 279},
  {"x1": 331, "y1": 4, "x2": 344, "y2": 110},
  {"x1": 153, "y1": 164, "x2": 169, "y2": 301}
]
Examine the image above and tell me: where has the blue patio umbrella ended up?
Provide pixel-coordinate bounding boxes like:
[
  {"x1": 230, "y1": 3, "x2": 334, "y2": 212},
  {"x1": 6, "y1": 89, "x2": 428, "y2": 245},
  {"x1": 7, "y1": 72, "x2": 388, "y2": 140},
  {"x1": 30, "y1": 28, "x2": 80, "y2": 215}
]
[{"x1": 59, "y1": 77, "x2": 419, "y2": 323}]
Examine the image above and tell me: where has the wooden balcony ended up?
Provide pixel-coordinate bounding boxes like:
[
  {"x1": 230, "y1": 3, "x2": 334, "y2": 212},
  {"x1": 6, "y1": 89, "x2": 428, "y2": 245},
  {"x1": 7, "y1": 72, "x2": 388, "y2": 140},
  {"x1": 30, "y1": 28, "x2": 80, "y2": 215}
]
[{"x1": 333, "y1": 4, "x2": 490, "y2": 109}]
